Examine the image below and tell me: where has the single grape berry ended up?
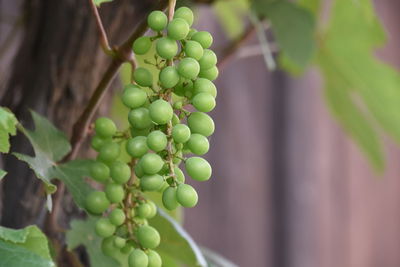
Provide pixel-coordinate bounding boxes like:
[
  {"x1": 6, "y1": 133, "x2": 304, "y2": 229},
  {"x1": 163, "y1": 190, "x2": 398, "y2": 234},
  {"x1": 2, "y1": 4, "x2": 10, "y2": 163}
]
[
  {"x1": 109, "y1": 208, "x2": 126, "y2": 226},
  {"x1": 156, "y1": 37, "x2": 178, "y2": 59},
  {"x1": 91, "y1": 135, "x2": 110, "y2": 151},
  {"x1": 192, "y1": 92, "x2": 216, "y2": 112},
  {"x1": 133, "y1": 36, "x2": 152, "y2": 55},
  {"x1": 146, "y1": 130, "x2": 167, "y2": 152},
  {"x1": 149, "y1": 99, "x2": 173, "y2": 125},
  {"x1": 199, "y1": 65, "x2": 219, "y2": 81},
  {"x1": 95, "y1": 117, "x2": 117, "y2": 138},
  {"x1": 185, "y1": 157, "x2": 212, "y2": 181},
  {"x1": 187, "y1": 112, "x2": 215, "y2": 137},
  {"x1": 95, "y1": 218, "x2": 116, "y2": 238},
  {"x1": 187, "y1": 133, "x2": 209, "y2": 155},
  {"x1": 137, "y1": 225, "x2": 160, "y2": 249},
  {"x1": 191, "y1": 31, "x2": 213, "y2": 48},
  {"x1": 193, "y1": 78, "x2": 217, "y2": 98},
  {"x1": 176, "y1": 183, "x2": 198, "y2": 207},
  {"x1": 114, "y1": 237, "x2": 127, "y2": 249},
  {"x1": 128, "y1": 249, "x2": 149, "y2": 267},
  {"x1": 110, "y1": 161, "x2": 131, "y2": 184},
  {"x1": 198, "y1": 49, "x2": 217, "y2": 70},
  {"x1": 101, "y1": 236, "x2": 120, "y2": 257},
  {"x1": 178, "y1": 57, "x2": 200, "y2": 79},
  {"x1": 105, "y1": 183, "x2": 125, "y2": 203},
  {"x1": 184, "y1": 40, "x2": 204, "y2": 60},
  {"x1": 167, "y1": 18, "x2": 189, "y2": 40},
  {"x1": 90, "y1": 161, "x2": 110, "y2": 183},
  {"x1": 159, "y1": 66, "x2": 180, "y2": 88},
  {"x1": 137, "y1": 203, "x2": 153, "y2": 219},
  {"x1": 134, "y1": 67, "x2": 153, "y2": 87},
  {"x1": 174, "y1": 6, "x2": 194, "y2": 26},
  {"x1": 147, "y1": 10, "x2": 168, "y2": 31},
  {"x1": 98, "y1": 142, "x2": 120, "y2": 163},
  {"x1": 140, "y1": 153, "x2": 164, "y2": 174},
  {"x1": 126, "y1": 136, "x2": 148, "y2": 158},
  {"x1": 134, "y1": 162, "x2": 145, "y2": 178},
  {"x1": 128, "y1": 108, "x2": 153, "y2": 129},
  {"x1": 172, "y1": 113, "x2": 180, "y2": 125},
  {"x1": 122, "y1": 85, "x2": 147, "y2": 109},
  {"x1": 147, "y1": 201, "x2": 157, "y2": 218},
  {"x1": 174, "y1": 167, "x2": 185, "y2": 183},
  {"x1": 162, "y1": 187, "x2": 179, "y2": 210},
  {"x1": 85, "y1": 191, "x2": 110, "y2": 215},
  {"x1": 140, "y1": 174, "x2": 164, "y2": 191},
  {"x1": 172, "y1": 124, "x2": 191, "y2": 143},
  {"x1": 147, "y1": 250, "x2": 162, "y2": 267}
]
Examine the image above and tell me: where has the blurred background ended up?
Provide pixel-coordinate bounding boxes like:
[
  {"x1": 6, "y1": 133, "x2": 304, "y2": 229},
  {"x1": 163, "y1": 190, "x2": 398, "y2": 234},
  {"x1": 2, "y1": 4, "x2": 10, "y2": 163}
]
[{"x1": 2, "y1": 0, "x2": 400, "y2": 266}]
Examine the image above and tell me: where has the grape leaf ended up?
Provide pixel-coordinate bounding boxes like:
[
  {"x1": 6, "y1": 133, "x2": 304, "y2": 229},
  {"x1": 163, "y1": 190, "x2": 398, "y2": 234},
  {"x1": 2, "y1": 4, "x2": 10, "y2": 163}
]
[
  {"x1": 0, "y1": 225, "x2": 55, "y2": 267},
  {"x1": 0, "y1": 107, "x2": 18, "y2": 153},
  {"x1": 0, "y1": 169, "x2": 6, "y2": 180},
  {"x1": 213, "y1": 0, "x2": 249, "y2": 40},
  {"x1": 93, "y1": 0, "x2": 113, "y2": 7}
]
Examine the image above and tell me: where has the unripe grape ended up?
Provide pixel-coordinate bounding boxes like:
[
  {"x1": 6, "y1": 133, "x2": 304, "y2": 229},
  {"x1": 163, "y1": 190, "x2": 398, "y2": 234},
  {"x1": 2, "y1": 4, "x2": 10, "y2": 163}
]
[
  {"x1": 141, "y1": 153, "x2": 164, "y2": 174},
  {"x1": 109, "y1": 208, "x2": 126, "y2": 226},
  {"x1": 110, "y1": 161, "x2": 131, "y2": 184},
  {"x1": 95, "y1": 117, "x2": 116, "y2": 138},
  {"x1": 133, "y1": 216, "x2": 148, "y2": 226},
  {"x1": 187, "y1": 112, "x2": 215, "y2": 137},
  {"x1": 134, "y1": 162, "x2": 144, "y2": 178},
  {"x1": 167, "y1": 18, "x2": 189, "y2": 40},
  {"x1": 185, "y1": 157, "x2": 212, "y2": 181},
  {"x1": 85, "y1": 191, "x2": 110, "y2": 215},
  {"x1": 113, "y1": 236, "x2": 126, "y2": 249},
  {"x1": 178, "y1": 58, "x2": 200, "y2": 79},
  {"x1": 172, "y1": 124, "x2": 191, "y2": 143},
  {"x1": 137, "y1": 225, "x2": 160, "y2": 249},
  {"x1": 174, "y1": 6, "x2": 194, "y2": 26},
  {"x1": 191, "y1": 31, "x2": 213, "y2": 49},
  {"x1": 162, "y1": 187, "x2": 179, "y2": 210},
  {"x1": 199, "y1": 65, "x2": 219, "y2": 81},
  {"x1": 95, "y1": 218, "x2": 116, "y2": 238},
  {"x1": 141, "y1": 174, "x2": 164, "y2": 191},
  {"x1": 90, "y1": 161, "x2": 110, "y2": 183},
  {"x1": 91, "y1": 135, "x2": 110, "y2": 151},
  {"x1": 172, "y1": 113, "x2": 180, "y2": 125},
  {"x1": 192, "y1": 92, "x2": 216, "y2": 112},
  {"x1": 147, "y1": 201, "x2": 157, "y2": 218},
  {"x1": 187, "y1": 28, "x2": 197, "y2": 39},
  {"x1": 198, "y1": 49, "x2": 217, "y2": 70},
  {"x1": 193, "y1": 78, "x2": 217, "y2": 98},
  {"x1": 98, "y1": 142, "x2": 120, "y2": 163},
  {"x1": 173, "y1": 150, "x2": 183, "y2": 165},
  {"x1": 147, "y1": 10, "x2": 168, "y2": 31},
  {"x1": 156, "y1": 37, "x2": 178, "y2": 59},
  {"x1": 176, "y1": 183, "x2": 198, "y2": 207},
  {"x1": 122, "y1": 85, "x2": 147, "y2": 109},
  {"x1": 133, "y1": 36, "x2": 152, "y2": 55},
  {"x1": 159, "y1": 66, "x2": 180, "y2": 88},
  {"x1": 105, "y1": 183, "x2": 125, "y2": 203},
  {"x1": 174, "y1": 166, "x2": 185, "y2": 183},
  {"x1": 146, "y1": 130, "x2": 167, "y2": 152},
  {"x1": 134, "y1": 67, "x2": 153, "y2": 87},
  {"x1": 121, "y1": 243, "x2": 134, "y2": 255},
  {"x1": 174, "y1": 79, "x2": 193, "y2": 97},
  {"x1": 187, "y1": 134, "x2": 209, "y2": 155},
  {"x1": 149, "y1": 99, "x2": 173, "y2": 125},
  {"x1": 126, "y1": 136, "x2": 148, "y2": 158},
  {"x1": 128, "y1": 108, "x2": 153, "y2": 129},
  {"x1": 137, "y1": 203, "x2": 153, "y2": 219},
  {"x1": 101, "y1": 236, "x2": 119, "y2": 257},
  {"x1": 128, "y1": 249, "x2": 149, "y2": 267},
  {"x1": 147, "y1": 250, "x2": 162, "y2": 267},
  {"x1": 184, "y1": 40, "x2": 204, "y2": 60}
]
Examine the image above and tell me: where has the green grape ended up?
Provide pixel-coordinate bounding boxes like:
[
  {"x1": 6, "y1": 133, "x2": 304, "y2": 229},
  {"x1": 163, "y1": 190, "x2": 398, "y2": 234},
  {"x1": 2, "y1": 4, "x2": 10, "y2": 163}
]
[
  {"x1": 101, "y1": 236, "x2": 119, "y2": 257},
  {"x1": 149, "y1": 99, "x2": 173, "y2": 125},
  {"x1": 85, "y1": 191, "x2": 110, "y2": 215},
  {"x1": 113, "y1": 236, "x2": 126, "y2": 249},
  {"x1": 137, "y1": 225, "x2": 160, "y2": 249},
  {"x1": 91, "y1": 135, "x2": 110, "y2": 151},
  {"x1": 178, "y1": 57, "x2": 200, "y2": 79},
  {"x1": 187, "y1": 112, "x2": 215, "y2": 137},
  {"x1": 193, "y1": 78, "x2": 217, "y2": 98},
  {"x1": 95, "y1": 218, "x2": 116, "y2": 238},
  {"x1": 156, "y1": 37, "x2": 178, "y2": 59},
  {"x1": 147, "y1": 10, "x2": 168, "y2": 31},
  {"x1": 126, "y1": 136, "x2": 148, "y2": 158},
  {"x1": 90, "y1": 161, "x2": 110, "y2": 183},
  {"x1": 198, "y1": 49, "x2": 217, "y2": 70},
  {"x1": 176, "y1": 183, "x2": 198, "y2": 207},
  {"x1": 98, "y1": 142, "x2": 120, "y2": 163},
  {"x1": 185, "y1": 157, "x2": 212, "y2": 181},
  {"x1": 105, "y1": 183, "x2": 125, "y2": 203},
  {"x1": 109, "y1": 208, "x2": 126, "y2": 226},
  {"x1": 191, "y1": 31, "x2": 213, "y2": 48},
  {"x1": 174, "y1": 6, "x2": 194, "y2": 26},
  {"x1": 187, "y1": 28, "x2": 197, "y2": 39},
  {"x1": 167, "y1": 18, "x2": 189, "y2": 40},
  {"x1": 173, "y1": 150, "x2": 183, "y2": 165},
  {"x1": 174, "y1": 79, "x2": 193, "y2": 96},
  {"x1": 162, "y1": 187, "x2": 179, "y2": 210},
  {"x1": 172, "y1": 124, "x2": 191, "y2": 143},
  {"x1": 173, "y1": 101, "x2": 183, "y2": 110},
  {"x1": 137, "y1": 203, "x2": 153, "y2": 219},
  {"x1": 95, "y1": 117, "x2": 117, "y2": 138},
  {"x1": 133, "y1": 36, "x2": 152, "y2": 55},
  {"x1": 128, "y1": 249, "x2": 149, "y2": 267},
  {"x1": 187, "y1": 133, "x2": 209, "y2": 155},
  {"x1": 133, "y1": 67, "x2": 153, "y2": 87},
  {"x1": 146, "y1": 130, "x2": 167, "y2": 152},
  {"x1": 122, "y1": 85, "x2": 147, "y2": 109},
  {"x1": 121, "y1": 243, "x2": 134, "y2": 254},
  {"x1": 134, "y1": 162, "x2": 144, "y2": 178},
  {"x1": 192, "y1": 92, "x2": 216, "y2": 112},
  {"x1": 147, "y1": 250, "x2": 162, "y2": 267},
  {"x1": 140, "y1": 174, "x2": 164, "y2": 191},
  {"x1": 199, "y1": 65, "x2": 219, "y2": 81},
  {"x1": 128, "y1": 108, "x2": 153, "y2": 129},
  {"x1": 140, "y1": 153, "x2": 164, "y2": 174},
  {"x1": 133, "y1": 216, "x2": 148, "y2": 226},
  {"x1": 172, "y1": 113, "x2": 180, "y2": 125},
  {"x1": 184, "y1": 40, "x2": 204, "y2": 60},
  {"x1": 159, "y1": 66, "x2": 180, "y2": 88},
  {"x1": 174, "y1": 166, "x2": 185, "y2": 183},
  {"x1": 147, "y1": 201, "x2": 157, "y2": 218},
  {"x1": 110, "y1": 161, "x2": 131, "y2": 184}
]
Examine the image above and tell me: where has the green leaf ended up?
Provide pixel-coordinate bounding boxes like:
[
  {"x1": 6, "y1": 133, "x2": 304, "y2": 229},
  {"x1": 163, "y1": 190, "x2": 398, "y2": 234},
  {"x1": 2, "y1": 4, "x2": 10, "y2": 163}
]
[
  {"x1": 0, "y1": 169, "x2": 6, "y2": 180},
  {"x1": 0, "y1": 225, "x2": 55, "y2": 267},
  {"x1": 201, "y1": 247, "x2": 238, "y2": 267},
  {"x1": 149, "y1": 209, "x2": 207, "y2": 267},
  {"x1": 0, "y1": 107, "x2": 18, "y2": 153},
  {"x1": 94, "y1": 0, "x2": 113, "y2": 7},
  {"x1": 213, "y1": 0, "x2": 249, "y2": 40}
]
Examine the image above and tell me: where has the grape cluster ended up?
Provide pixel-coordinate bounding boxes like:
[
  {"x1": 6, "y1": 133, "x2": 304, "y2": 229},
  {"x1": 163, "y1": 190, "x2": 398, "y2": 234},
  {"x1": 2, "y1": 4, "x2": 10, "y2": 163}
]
[{"x1": 85, "y1": 6, "x2": 218, "y2": 267}]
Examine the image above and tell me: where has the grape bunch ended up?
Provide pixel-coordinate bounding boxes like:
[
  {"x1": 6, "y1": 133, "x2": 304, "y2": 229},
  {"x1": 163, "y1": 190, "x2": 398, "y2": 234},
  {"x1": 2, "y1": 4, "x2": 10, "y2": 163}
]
[{"x1": 85, "y1": 6, "x2": 218, "y2": 267}]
